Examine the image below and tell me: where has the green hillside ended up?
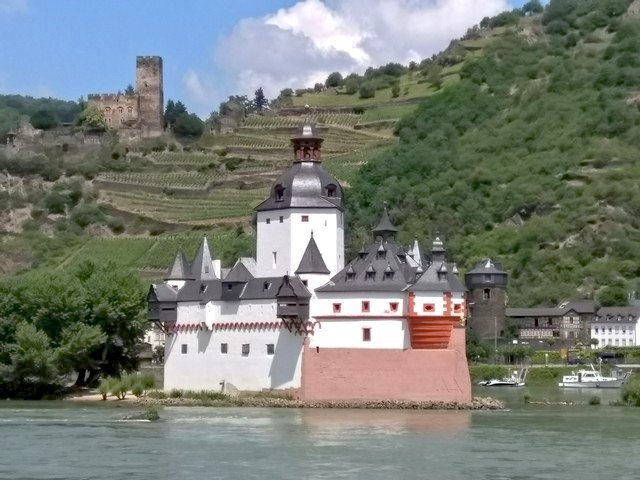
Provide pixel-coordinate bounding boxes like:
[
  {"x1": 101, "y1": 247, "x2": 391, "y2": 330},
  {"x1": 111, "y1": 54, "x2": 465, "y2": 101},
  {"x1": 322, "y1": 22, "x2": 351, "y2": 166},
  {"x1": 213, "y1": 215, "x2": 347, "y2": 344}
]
[{"x1": 348, "y1": 0, "x2": 640, "y2": 307}]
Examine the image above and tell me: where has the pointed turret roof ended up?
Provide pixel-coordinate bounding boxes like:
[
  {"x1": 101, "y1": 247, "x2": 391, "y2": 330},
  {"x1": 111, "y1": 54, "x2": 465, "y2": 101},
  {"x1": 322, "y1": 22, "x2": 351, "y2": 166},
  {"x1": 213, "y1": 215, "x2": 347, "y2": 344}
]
[
  {"x1": 225, "y1": 261, "x2": 254, "y2": 282},
  {"x1": 190, "y1": 237, "x2": 217, "y2": 280},
  {"x1": 164, "y1": 248, "x2": 195, "y2": 281},
  {"x1": 407, "y1": 239, "x2": 423, "y2": 268},
  {"x1": 372, "y1": 207, "x2": 398, "y2": 237},
  {"x1": 296, "y1": 233, "x2": 330, "y2": 274}
]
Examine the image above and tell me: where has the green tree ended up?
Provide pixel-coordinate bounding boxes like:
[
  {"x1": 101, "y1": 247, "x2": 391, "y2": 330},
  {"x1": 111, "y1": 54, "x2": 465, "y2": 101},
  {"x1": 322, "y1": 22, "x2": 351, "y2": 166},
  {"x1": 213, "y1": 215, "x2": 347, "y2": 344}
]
[
  {"x1": 522, "y1": 0, "x2": 543, "y2": 15},
  {"x1": 427, "y1": 65, "x2": 443, "y2": 89},
  {"x1": 325, "y1": 72, "x2": 344, "y2": 88},
  {"x1": 598, "y1": 282, "x2": 628, "y2": 307},
  {"x1": 76, "y1": 105, "x2": 106, "y2": 131},
  {"x1": 124, "y1": 84, "x2": 135, "y2": 96},
  {"x1": 164, "y1": 100, "x2": 187, "y2": 127},
  {"x1": 30, "y1": 109, "x2": 58, "y2": 130},
  {"x1": 253, "y1": 87, "x2": 268, "y2": 112},
  {"x1": 391, "y1": 83, "x2": 401, "y2": 98},
  {"x1": 173, "y1": 112, "x2": 205, "y2": 137},
  {"x1": 7, "y1": 322, "x2": 58, "y2": 396},
  {"x1": 55, "y1": 323, "x2": 107, "y2": 383}
]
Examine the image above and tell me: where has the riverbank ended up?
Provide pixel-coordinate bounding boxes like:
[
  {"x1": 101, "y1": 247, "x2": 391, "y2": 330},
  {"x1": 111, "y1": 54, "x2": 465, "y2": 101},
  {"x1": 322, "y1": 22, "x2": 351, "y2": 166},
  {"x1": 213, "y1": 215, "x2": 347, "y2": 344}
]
[{"x1": 131, "y1": 395, "x2": 504, "y2": 410}]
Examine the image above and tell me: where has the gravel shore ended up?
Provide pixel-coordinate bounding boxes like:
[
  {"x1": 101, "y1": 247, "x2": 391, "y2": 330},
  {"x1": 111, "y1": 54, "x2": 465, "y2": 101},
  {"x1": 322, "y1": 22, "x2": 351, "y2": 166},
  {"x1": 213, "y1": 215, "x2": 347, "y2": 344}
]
[{"x1": 133, "y1": 396, "x2": 505, "y2": 410}]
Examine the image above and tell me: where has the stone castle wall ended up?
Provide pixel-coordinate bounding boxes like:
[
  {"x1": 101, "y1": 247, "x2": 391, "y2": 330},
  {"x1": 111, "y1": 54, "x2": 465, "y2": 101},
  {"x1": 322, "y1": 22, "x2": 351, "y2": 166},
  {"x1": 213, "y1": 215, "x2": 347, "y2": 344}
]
[
  {"x1": 87, "y1": 56, "x2": 163, "y2": 137},
  {"x1": 299, "y1": 328, "x2": 471, "y2": 404}
]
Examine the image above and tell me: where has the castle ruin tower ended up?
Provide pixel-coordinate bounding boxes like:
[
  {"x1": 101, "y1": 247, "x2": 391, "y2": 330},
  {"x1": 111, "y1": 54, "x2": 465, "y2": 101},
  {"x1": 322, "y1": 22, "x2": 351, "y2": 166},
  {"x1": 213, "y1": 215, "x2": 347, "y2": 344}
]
[
  {"x1": 465, "y1": 259, "x2": 508, "y2": 342},
  {"x1": 135, "y1": 56, "x2": 164, "y2": 136},
  {"x1": 254, "y1": 121, "x2": 345, "y2": 278}
]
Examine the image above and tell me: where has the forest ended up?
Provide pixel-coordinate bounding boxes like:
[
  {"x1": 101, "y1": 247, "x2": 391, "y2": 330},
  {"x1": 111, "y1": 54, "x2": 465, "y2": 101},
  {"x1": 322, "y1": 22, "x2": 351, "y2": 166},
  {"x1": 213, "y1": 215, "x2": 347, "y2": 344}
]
[{"x1": 348, "y1": 0, "x2": 640, "y2": 306}]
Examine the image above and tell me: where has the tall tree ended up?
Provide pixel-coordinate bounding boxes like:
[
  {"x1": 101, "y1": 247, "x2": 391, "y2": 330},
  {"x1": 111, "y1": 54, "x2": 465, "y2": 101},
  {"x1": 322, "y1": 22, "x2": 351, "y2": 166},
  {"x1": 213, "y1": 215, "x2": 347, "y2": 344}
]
[
  {"x1": 164, "y1": 100, "x2": 187, "y2": 127},
  {"x1": 124, "y1": 84, "x2": 135, "y2": 96},
  {"x1": 253, "y1": 87, "x2": 268, "y2": 112}
]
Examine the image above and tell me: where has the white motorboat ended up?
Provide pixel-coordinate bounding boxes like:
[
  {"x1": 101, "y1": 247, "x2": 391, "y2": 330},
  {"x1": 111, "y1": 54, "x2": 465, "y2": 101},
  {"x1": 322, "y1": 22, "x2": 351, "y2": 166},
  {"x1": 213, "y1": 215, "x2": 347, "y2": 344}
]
[
  {"x1": 479, "y1": 368, "x2": 528, "y2": 387},
  {"x1": 558, "y1": 365, "x2": 628, "y2": 389}
]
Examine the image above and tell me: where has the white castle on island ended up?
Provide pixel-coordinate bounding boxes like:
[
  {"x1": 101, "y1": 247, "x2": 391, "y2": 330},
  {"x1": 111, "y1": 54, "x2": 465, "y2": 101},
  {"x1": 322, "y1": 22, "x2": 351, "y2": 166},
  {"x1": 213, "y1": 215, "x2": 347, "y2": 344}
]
[{"x1": 148, "y1": 122, "x2": 472, "y2": 403}]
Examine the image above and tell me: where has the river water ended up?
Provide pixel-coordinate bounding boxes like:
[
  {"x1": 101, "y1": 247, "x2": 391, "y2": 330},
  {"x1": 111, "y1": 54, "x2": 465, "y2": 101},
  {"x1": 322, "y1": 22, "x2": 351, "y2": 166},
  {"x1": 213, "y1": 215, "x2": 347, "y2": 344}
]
[{"x1": 1, "y1": 388, "x2": 640, "y2": 480}]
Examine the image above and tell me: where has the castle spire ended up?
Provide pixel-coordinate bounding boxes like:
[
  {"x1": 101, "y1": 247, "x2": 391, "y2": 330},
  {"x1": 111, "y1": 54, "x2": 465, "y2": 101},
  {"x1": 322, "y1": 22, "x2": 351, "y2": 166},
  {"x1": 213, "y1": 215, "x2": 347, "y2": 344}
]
[
  {"x1": 291, "y1": 118, "x2": 323, "y2": 163},
  {"x1": 372, "y1": 205, "x2": 398, "y2": 241},
  {"x1": 431, "y1": 233, "x2": 446, "y2": 263},
  {"x1": 164, "y1": 248, "x2": 195, "y2": 281},
  {"x1": 190, "y1": 237, "x2": 217, "y2": 280}
]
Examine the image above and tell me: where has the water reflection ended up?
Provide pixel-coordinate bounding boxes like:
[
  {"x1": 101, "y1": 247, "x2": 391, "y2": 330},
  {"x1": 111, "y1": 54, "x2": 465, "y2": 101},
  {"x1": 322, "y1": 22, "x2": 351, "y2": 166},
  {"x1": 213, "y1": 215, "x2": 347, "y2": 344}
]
[{"x1": 300, "y1": 408, "x2": 471, "y2": 435}]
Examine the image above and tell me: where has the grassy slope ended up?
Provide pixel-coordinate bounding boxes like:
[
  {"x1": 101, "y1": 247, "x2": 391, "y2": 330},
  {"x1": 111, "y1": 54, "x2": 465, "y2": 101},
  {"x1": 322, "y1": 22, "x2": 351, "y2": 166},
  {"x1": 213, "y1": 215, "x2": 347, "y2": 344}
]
[{"x1": 349, "y1": 1, "x2": 640, "y2": 307}]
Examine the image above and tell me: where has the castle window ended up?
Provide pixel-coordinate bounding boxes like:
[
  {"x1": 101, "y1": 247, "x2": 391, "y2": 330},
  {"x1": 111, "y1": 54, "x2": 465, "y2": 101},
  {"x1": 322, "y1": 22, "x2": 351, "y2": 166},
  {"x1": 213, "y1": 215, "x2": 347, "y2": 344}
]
[
  {"x1": 534, "y1": 318, "x2": 539, "y2": 327},
  {"x1": 266, "y1": 344, "x2": 275, "y2": 355},
  {"x1": 266, "y1": 218, "x2": 271, "y2": 225},
  {"x1": 326, "y1": 184, "x2": 337, "y2": 197},
  {"x1": 105, "y1": 107, "x2": 111, "y2": 113},
  {"x1": 220, "y1": 343, "x2": 228, "y2": 354},
  {"x1": 275, "y1": 185, "x2": 285, "y2": 202},
  {"x1": 484, "y1": 274, "x2": 492, "y2": 282},
  {"x1": 454, "y1": 304, "x2": 461, "y2": 313},
  {"x1": 263, "y1": 281, "x2": 271, "y2": 292},
  {"x1": 548, "y1": 317, "x2": 553, "y2": 326},
  {"x1": 346, "y1": 271, "x2": 356, "y2": 281},
  {"x1": 279, "y1": 216, "x2": 284, "y2": 223},
  {"x1": 362, "y1": 301, "x2": 370, "y2": 313},
  {"x1": 377, "y1": 251, "x2": 386, "y2": 260},
  {"x1": 181, "y1": 344, "x2": 188, "y2": 355},
  {"x1": 272, "y1": 252, "x2": 277, "y2": 268},
  {"x1": 107, "y1": 118, "x2": 111, "y2": 124},
  {"x1": 242, "y1": 344, "x2": 250, "y2": 356},
  {"x1": 302, "y1": 280, "x2": 308, "y2": 287},
  {"x1": 384, "y1": 271, "x2": 394, "y2": 280},
  {"x1": 301, "y1": 215, "x2": 309, "y2": 222},
  {"x1": 333, "y1": 303, "x2": 341, "y2": 313},
  {"x1": 118, "y1": 107, "x2": 123, "y2": 114},
  {"x1": 227, "y1": 284, "x2": 233, "y2": 291},
  {"x1": 128, "y1": 106, "x2": 133, "y2": 114},
  {"x1": 303, "y1": 147, "x2": 311, "y2": 159},
  {"x1": 423, "y1": 304, "x2": 435, "y2": 313},
  {"x1": 390, "y1": 302, "x2": 399, "y2": 312},
  {"x1": 362, "y1": 328, "x2": 371, "y2": 342},
  {"x1": 365, "y1": 271, "x2": 375, "y2": 280},
  {"x1": 483, "y1": 288, "x2": 491, "y2": 300},
  {"x1": 204, "y1": 266, "x2": 209, "y2": 274}
]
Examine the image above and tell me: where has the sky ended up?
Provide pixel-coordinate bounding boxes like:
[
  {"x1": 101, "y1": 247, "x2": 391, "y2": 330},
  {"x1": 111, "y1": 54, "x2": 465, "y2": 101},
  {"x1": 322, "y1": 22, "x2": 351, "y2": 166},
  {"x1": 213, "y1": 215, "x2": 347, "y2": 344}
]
[{"x1": 0, "y1": 0, "x2": 535, "y2": 117}]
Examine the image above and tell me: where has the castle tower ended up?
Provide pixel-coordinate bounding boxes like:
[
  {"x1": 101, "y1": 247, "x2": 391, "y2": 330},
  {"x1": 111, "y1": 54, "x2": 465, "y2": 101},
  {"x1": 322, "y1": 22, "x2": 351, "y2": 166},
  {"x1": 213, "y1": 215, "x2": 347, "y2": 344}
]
[
  {"x1": 135, "y1": 56, "x2": 164, "y2": 136},
  {"x1": 254, "y1": 122, "x2": 345, "y2": 278},
  {"x1": 465, "y1": 259, "x2": 508, "y2": 341}
]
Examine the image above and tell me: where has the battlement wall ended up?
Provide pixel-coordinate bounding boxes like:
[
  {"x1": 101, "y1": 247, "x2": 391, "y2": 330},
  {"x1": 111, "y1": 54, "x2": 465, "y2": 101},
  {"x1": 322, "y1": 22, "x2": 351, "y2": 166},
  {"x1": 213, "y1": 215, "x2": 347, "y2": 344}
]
[{"x1": 88, "y1": 93, "x2": 137, "y2": 102}]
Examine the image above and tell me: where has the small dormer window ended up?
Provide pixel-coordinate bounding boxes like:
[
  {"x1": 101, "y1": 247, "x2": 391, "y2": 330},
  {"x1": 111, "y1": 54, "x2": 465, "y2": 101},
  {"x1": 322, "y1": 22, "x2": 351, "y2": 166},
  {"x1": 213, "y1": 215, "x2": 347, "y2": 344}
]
[
  {"x1": 346, "y1": 271, "x2": 356, "y2": 281},
  {"x1": 275, "y1": 185, "x2": 285, "y2": 202},
  {"x1": 365, "y1": 271, "x2": 375, "y2": 280},
  {"x1": 227, "y1": 284, "x2": 233, "y2": 291},
  {"x1": 326, "y1": 184, "x2": 337, "y2": 198},
  {"x1": 263, "y1": 281, "x2": 271, "y2": 292},
  {"x1": 384, "y1": 271, "x2": 394, "y2": 280},
  {"x1": 376, "y1": 250, "x2": 386, "y2": 260}
]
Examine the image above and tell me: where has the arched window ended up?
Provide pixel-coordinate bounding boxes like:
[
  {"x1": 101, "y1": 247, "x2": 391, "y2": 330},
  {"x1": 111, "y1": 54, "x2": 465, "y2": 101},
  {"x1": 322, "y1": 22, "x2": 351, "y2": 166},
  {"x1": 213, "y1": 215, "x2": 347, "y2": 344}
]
[
  {"x1": 105, "y1": 107, "x2": 111, "y2": 113},
  {"x1": 274, "y1": 185, "x2": 285, "y2": 202},
  {"x1": 303, "y1": 147, "x2": 311, "y2": 159},
  {"x1": 326, "y1": 184, "x2": 337, "y2": 198},
  {"x1": 127, "y1": 107, "x2": 133, "y2": 115},
  {"x1": 118, "y1": 107, "x2": 123, "y2": 114}
]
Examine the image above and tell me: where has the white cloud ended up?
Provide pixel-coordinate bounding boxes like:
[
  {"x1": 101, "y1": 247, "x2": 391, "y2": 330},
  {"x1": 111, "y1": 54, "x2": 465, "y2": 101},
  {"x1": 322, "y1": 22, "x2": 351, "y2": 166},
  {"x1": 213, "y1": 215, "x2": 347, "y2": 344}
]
[
  {"x1": 186, "y1": 0, "x2": 512, "y2": 112},
  {"x1": 0, "y1": 0, "x2": 27, "y2": 14}
]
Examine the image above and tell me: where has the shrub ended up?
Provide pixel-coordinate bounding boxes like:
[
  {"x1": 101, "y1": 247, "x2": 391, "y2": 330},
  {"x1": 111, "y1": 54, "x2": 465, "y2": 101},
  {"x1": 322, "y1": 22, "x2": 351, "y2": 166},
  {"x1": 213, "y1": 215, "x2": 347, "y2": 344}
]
[
  {"x1": 588, "y1": 396, "x2": 601, "y2": 405},
  {"x1": 391, "y1": 84, "x2": 401, "y2": 98},
  {"x1": 169, "y1": 389, "x2": 183, "y2": 399},
  {"x1": 70, "y1": 203, "x2": 105, "y2": 228},
  {"x1": 107, "y1": 216, "x2": 125, "y2": 234},
  {"x1": 523, "y1": 392, "x2": 531, "y2": 404},
  {"x1": 146, "y1": 405, "x2": 160, "y2": 421},
  {"x1": 359, "y1": 83, "x2": 376, "y2": 99},
  {"x1": 147, "y1": 390, "x2": 167, "y2": 399},
  {"x1": 98, "y1": 377, "x2": 112, "y2": 401},
  {"x1": 132, "y1": 382, "x2": 144, "y2": 398},
  {"x1": 621, "y1": 375, "x2": 640, "y2": 406},
  {"x1": 140, "y1": 373, "x2": 156, "y2": 394}
]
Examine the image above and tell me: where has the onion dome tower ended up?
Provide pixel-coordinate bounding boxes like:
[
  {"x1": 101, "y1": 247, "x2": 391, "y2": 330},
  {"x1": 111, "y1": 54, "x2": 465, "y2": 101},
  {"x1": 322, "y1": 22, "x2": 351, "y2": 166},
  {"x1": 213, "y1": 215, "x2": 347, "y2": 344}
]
[{"x1": 254, "y1": 121, "x2": 345, "y2": 278}]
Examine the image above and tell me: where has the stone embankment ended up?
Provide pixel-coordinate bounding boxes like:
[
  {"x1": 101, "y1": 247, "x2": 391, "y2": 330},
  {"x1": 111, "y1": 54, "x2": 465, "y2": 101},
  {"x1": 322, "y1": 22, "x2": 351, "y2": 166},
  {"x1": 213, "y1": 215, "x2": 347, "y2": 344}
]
[{"x1": 134, "y1": 396, "x2": 504, "y2": 410}]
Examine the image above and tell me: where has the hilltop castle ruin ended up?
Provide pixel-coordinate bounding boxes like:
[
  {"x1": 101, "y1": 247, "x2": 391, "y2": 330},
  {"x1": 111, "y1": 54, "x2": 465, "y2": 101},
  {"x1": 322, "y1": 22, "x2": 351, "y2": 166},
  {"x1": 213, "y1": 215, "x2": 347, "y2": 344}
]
[{"x1": 88, "y1": 56, "x2": 164, "y2": 137}]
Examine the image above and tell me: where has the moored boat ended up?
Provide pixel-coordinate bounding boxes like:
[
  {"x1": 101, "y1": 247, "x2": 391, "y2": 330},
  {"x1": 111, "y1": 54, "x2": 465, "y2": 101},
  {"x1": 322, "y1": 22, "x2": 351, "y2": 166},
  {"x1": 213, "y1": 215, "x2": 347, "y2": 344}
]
[
  {"x1": 479, "y1": 368, "x2": 528, "y2": 387},
  {"x1": 558, "y1": 365, "x2": 628, "y2": 388}
]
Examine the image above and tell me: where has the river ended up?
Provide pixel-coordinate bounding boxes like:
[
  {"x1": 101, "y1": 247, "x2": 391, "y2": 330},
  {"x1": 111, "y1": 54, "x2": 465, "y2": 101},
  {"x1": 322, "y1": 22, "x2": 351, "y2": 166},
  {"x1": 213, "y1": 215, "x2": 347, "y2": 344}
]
[{"x1": 1, "y1": 387, "x2": 639, "y2": 480}]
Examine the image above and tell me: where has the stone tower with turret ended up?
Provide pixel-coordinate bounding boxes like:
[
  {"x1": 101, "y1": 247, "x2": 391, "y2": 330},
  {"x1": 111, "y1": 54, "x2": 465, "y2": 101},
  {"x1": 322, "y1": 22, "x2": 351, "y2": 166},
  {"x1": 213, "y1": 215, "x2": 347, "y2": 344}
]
[
  {"x1": 465, "y1": 259, "x2": 508, "y2": 342},
  {"x1": 135, "y1": 56, "x2": 164, "y2": 136}
]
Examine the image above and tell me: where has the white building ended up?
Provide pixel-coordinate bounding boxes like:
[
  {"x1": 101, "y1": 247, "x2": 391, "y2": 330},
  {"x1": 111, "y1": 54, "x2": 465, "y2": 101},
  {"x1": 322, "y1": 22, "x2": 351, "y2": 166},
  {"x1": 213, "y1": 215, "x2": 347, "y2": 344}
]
[
  {"x1": 148, "y1": 122, "x2": 472, "y2": 403},
  {"x1": 590, "y1": 306, "x2": 640, "y2": 348}
]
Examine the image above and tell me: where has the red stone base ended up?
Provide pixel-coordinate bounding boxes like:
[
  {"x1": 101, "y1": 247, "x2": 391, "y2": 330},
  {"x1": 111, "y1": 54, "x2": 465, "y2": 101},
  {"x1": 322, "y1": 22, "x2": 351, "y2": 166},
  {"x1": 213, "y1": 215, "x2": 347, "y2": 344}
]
[{"x1": 300, "y1": 329, "x2": 471, "y2": 404}]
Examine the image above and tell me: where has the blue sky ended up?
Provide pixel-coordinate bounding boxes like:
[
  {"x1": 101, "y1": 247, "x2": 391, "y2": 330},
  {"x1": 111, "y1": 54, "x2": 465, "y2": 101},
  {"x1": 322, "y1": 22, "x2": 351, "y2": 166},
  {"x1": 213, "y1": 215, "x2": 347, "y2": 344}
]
[{"x1": 0, "y1": 0, "x2": 531, "y2": 116}]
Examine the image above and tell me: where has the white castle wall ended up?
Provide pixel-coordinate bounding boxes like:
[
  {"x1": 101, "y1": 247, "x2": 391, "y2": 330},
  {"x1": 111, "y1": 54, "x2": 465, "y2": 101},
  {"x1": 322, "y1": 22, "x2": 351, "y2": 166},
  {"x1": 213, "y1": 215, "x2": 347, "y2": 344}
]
[
  {"x1": 256, "y1": 208, "x2": 344, "y2": 278},
  {"x1": 310, "y1": 318, "x2": 409, "y2": 349},
  {"x1": 164, "y1": 328, "x2": 304, "y2": 391}
]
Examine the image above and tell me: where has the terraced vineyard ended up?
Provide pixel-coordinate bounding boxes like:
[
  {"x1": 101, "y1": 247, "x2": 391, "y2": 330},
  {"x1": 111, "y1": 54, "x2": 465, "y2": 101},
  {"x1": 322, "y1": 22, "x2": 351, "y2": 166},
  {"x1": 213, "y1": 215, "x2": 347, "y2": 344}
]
[
  {"x1": 95, "y1": 171, "x2": 228, "y2": 193},
  {"x1": 100, "y1": 188, "x2": 269, "y2": 225},
  {"x1": 243, "y1": 113, "x2": 361, "y2": 128},
  {"x1": 148, "y1": 151, "x2": 220, "y2": 166}
]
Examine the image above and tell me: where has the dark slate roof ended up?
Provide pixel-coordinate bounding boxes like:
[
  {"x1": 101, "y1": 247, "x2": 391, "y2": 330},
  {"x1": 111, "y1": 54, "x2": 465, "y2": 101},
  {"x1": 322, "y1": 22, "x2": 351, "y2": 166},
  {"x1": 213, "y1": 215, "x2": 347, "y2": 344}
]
[
  {"x1": 224, "y1": 261, "x2": 254, "y2": 282},
  {"x1": 317, "y1": 239, "x2": 419, "y2": 292},
  {"x1": 151, "y1": 274, "x2": 309, "y2": 303},
  {"x1": 595, "y1": 306, "x2": 640, "y2": 323},
  {"x1": 506, "y1": 307, "x2": 565, "y2": 317},
  {"x1": 254, "y1": 161, "x2": 344, "y2": 212},
  {"x1": 292, "y1": 122, "x2": 322, "y2": 141},
  {"x1": 407, "y1": 261, "x2": 466, "y2": 293},
  {"x1": 277, "y1": 275, "x2": 312, "y2": 299},
  {"x1": 190, "y1": 237, "x2": 217, "y2": 280},
  {"x1": 164, "y1": 248, "x2": 195, "y2": 281},
  {"x1": 372, "y1": 208, "x2": 398, "y2": 234},
  {"x1": 561, "y1": 299, "x2": 595, "y2": 314},
  {"x1": 296, "y1": 234, "x2": 330, "y2": 274},
  {"x1": 467, "y1": 258, "x2": 507, "y2": 275}
]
